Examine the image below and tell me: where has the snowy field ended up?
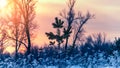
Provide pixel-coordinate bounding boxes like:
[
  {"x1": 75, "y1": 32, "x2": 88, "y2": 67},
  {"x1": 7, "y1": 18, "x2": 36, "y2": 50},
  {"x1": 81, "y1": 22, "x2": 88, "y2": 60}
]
[
  {"x1": 0, "y1": 57, "x2": 119, "y2": 68},
  {"x1": 0, "y1": 65, "x2": 119, "y2": 68},
  {"x1": 0, "y1": 51, "x2": 120, "y2": 68}
]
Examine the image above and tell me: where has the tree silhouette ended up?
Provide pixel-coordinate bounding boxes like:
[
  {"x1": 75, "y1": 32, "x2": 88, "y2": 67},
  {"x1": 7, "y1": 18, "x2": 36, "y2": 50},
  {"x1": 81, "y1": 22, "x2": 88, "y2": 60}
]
[
  {"x1": 115, "y1": 37, "x2": 120, "y2": 52},
  {"x1": 60, "y1": 0, "x2": 76, "y2": 50},
  {"x1": 72, "y1": 12, "x2": 93, "y2": 49},
  {"x1": 8, "y1": 0, "x2": 36, "y2": 55},
  {"x1": 19, "y1": 0, "x2": 35, "y2": 55},
  {"x1": 60, "y1": 0, "x2": 93, "y2": 51},
  {"x1": 0, "y1": 16, "x2": 9, "y2": 54},
  {"x1": 5, "y1": 0, "x2": 28, "y2": 59},
  {"x1": 46, "y1": 17, "x2": 65, "y2": 49},
  {"x1": 0, "y1": 28, "x2": 7, "y2": 54}
]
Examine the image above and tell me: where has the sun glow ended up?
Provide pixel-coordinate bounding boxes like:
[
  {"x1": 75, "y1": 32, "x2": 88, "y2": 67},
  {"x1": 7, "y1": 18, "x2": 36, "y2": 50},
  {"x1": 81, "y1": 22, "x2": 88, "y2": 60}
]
[
  {"x1": 3, "y1": 46, "x2": 15, "y2": 54},
  {"x1": 0, "y1": 0, "x2": 7, "y2": 9}
]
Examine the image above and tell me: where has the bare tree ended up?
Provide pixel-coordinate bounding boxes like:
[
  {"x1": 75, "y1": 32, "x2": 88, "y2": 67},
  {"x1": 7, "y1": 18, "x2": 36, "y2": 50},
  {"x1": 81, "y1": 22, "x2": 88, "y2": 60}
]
[
  {"x1": 3, "y1": 0, "x2": 27, "y2": 59},
  {"x1": 60, "y1": 0, "x2": 76, "y2": 50},
  {"x1": 14, "y1": 0, "x2": 36, "y2": 55},
  {"x1": 0, "y1": 17, "x2": 9, "y2": 54},
  {"x1": 60, "y1": 0, "x2": 94, "y2": 52},
  {"x1": 0, "y1": 28, "x2": 7, "y2": 54},
  {"x1": 72, "y1": 12, "x2": 93, "y2": 48},
  {"x1": 7, "y1": 0, "x2": 36, "y2": 56}
]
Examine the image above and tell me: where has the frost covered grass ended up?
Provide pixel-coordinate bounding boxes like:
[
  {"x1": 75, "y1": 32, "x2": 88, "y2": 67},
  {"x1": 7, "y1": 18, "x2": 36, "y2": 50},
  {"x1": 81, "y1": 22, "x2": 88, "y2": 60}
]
[
  {"x1": 0, "y1": 50, "x2": 120, "y2": 68},
  {"x1": 1, "y1": 35, "x2": 120, "y2": 68}
]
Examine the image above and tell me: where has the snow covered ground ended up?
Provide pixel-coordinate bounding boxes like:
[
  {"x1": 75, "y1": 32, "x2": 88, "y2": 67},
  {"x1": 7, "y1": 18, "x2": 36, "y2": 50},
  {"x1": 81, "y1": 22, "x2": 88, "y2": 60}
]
[
  {"x1": 0, "y1": 54, "x2": 120, "y2": 68},
  {"x1": 3, "y1": 65, "x2": 119, "y2": 68},
  {"x1": 0, "y1": 49, "x2": 120, "y2": 68}
]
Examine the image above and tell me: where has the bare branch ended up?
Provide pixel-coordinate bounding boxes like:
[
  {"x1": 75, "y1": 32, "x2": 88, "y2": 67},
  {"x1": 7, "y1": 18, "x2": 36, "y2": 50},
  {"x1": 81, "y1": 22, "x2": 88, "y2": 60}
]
[{"x1": 8, "y1": 36, "x2": 27, "y2": 49}]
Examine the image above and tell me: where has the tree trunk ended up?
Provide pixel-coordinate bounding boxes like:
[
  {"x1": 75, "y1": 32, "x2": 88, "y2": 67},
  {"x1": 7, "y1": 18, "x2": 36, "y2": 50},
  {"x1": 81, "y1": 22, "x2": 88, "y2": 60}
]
[
  {"x1": 65, "y1": 37, "x2": 68, "y2": 50},
  {"x1": 72, "y1": 23, "x2": 84, "y2": 48},
  {"x1": 15, "y1": 45, "x2": 18, "y2": 60},
  {"x1": 15, "y1": 27, "x2": 18, "y2": 60},
  {"x1": 26, "y1": 23, "x2": 31, "y2": 55},
  {"x1": 65, "y1": 25, "x2": 71, "y2": 50}
]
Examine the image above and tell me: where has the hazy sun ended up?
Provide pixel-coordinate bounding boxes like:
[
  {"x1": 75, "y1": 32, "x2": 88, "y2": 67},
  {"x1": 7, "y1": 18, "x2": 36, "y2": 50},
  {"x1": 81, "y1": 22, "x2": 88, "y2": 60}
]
[
  {"x1": 3, "y1": 46, "x2": 15, "y2": 54},
  {"x1": 0, "y1": 0, "x2": 7, "y2": 9}
]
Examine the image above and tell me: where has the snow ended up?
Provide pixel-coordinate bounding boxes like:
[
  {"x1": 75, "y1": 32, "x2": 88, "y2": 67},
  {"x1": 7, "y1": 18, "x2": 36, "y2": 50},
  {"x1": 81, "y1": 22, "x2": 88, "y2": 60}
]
[{"x1": 1, "y1": 48, "x2": 120, "y2": 68}]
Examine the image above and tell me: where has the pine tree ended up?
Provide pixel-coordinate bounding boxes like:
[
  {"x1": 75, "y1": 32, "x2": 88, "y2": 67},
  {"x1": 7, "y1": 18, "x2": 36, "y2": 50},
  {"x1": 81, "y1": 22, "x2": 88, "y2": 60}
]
[{"x1": 46, "y1": 17, "x2": 64, "y2": 49}]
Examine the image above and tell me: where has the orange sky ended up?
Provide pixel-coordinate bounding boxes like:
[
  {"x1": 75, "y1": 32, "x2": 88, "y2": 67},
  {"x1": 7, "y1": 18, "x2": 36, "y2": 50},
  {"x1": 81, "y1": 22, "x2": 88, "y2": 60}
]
[
  {"x1": 0, "y1": 0, "x2": 120, "y2": 46},
  {"x1": 33, "y1": 0, "x2": 120, "y2": 46}
]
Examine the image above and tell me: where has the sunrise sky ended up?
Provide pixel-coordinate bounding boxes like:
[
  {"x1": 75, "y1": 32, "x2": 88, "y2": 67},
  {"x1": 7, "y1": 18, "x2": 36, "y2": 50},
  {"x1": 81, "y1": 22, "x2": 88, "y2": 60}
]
[
  {"x1": 0, "y1": 0, "x2": 120, "y2": 46},
  {"x1": 32, "y1": 0, "x2": 120, "y2": 45}
]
